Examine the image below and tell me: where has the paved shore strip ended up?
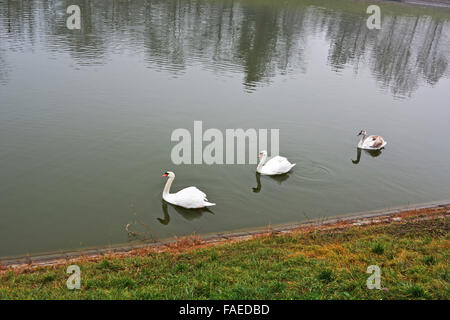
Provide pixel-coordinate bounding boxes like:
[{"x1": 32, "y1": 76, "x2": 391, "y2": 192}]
[{"x1": 403, "y1": 0, "x2": 450, "y2": 8}]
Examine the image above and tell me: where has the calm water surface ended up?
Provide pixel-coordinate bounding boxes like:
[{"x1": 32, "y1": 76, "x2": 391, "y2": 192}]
[{"x1": 0, "y1": 0, "x2": 450, "y2": 257}]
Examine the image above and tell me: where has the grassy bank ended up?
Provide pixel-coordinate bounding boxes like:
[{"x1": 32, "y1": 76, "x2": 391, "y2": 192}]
[{"x1": 0, "y1": 209, "x2": 448, "y2": 299}]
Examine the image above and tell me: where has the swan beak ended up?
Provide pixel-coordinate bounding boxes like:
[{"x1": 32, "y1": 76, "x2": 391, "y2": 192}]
[
  {"x1": 162, "y1": 173, "x2": 168, "y2": 177},
  {"x1": 258, "y1": 154, "x2": 262, "y2": 158}
]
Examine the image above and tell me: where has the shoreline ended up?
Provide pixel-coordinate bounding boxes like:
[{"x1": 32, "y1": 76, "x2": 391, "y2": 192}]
[
  {"x1": 0, "y1": 202, "x2": 448, "y2": 299},
  {"x1": 398, "y1": 0, "x2": 450, "y2": 7},
  {"x1": 2, "y1": 200, "x2": 449, "y2": 270}
]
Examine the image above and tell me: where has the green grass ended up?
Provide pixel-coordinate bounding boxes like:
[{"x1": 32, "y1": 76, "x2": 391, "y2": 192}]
[
  {"x1": 0, "y1": 216, "x2": 448, "y2": 300},
  {"x1": 371, "y1": 242, "x2": 385, "y2": 255}
]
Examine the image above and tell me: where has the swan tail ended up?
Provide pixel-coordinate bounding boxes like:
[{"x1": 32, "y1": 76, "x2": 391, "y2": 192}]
[{"x1": 204, "y1": 201, "x2": 216, "y2": 207}]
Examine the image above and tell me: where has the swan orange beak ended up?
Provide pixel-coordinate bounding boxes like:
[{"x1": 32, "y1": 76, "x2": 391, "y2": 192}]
[
  {"x1": 258, "y1": 154, "x2": 262, "y2": 158},
  {"x1": 162, "y1": 173, "x2": 168, "y2": 177}
]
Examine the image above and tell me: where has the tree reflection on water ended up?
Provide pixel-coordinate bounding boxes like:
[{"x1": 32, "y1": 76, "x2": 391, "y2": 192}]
[{"x1": 0, "y1": 0, "x2": 448, "y2": 96}]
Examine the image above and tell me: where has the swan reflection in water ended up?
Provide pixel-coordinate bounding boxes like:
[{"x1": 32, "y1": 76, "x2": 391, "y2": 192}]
[
  {"x1": 158, "y1": 200, "x2": 214, "y2": 225},
  {"x1": 352, "y1": 147, "x2": 384, "y2": 165},
  {"x1": 252, "y1": 172, "x2": 291, "y2": 193}
]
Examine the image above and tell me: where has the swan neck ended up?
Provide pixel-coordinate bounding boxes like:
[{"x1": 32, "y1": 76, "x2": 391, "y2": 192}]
[
  {"x1": 163, "y1": 176, "x2": 174, "y2": 196},
  {"x1": 257, "y1": 154, "x2": 267, "y2": 172},
  {"x1": 359, "y1": 134, "x2": 366, "y2": 144}
]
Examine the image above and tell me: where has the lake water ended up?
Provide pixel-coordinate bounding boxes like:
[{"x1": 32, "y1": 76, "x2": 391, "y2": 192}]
[{"x1": 0, "y1": 0, "x2": 449, "y2": 258}]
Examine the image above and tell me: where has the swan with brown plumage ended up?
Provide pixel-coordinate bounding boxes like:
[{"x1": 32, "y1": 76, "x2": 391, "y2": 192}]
[{"x1": 357, "y1": 130, "x2": 387, "y2": 150}]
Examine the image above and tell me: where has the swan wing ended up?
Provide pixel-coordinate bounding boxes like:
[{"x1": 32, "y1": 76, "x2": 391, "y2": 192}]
[
  {"x1": 361, "y1": 135, "x2": 386, "y2": 150},
  {"x1": 371, "y1": 138, "x2": 383, "y2": 148},
  {"x1": 171, "y1": 186, "x2": 211, "y2": 208},
  {"x1": 264, "y1": 156, "x2": 286, "y2": 166},
  {"x1": 178, "y1": 186, "x2": 207, "y2": 199}
]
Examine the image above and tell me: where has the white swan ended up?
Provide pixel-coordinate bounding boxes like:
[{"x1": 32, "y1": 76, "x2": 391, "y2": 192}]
[
  {"x1": 256, "y1": 150, "x2": 296, "y2": 175},
  {"x1": 357, "y1": 130, "x2": 387, "y2": 150},
  {"x1": 162, "y1": 171, "x2": 216, "y2": 209}
]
